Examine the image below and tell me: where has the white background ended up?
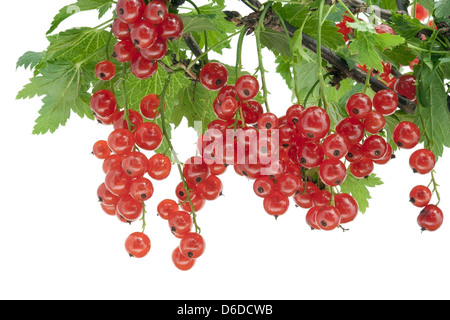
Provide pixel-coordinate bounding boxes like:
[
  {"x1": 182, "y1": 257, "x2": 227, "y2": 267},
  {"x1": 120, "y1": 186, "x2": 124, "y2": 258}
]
[{"x1": 1, "y1": 0, "x2": 449, "y2": 300}]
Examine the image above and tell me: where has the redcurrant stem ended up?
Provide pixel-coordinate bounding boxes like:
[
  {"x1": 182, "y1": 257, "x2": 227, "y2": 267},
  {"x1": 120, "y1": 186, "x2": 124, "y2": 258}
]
[
  {"x1": 105, "y1": 27, "x2": 113, "y2": 62},
  {"x1": 255, "y1": 1, "x2": 273, "y2": 113},
  {"x1": 140, "y1": 202, "x2": 147, "y2": 233},
  {"x1": 235, "y1": 27, "x2": 248, "y2": 79},
  {"x1": 158, "y1": 74, "x2": 201, "y2": 233},
  {"x1": 430, "y1": 170, "x2": 441, "y2": 206},
  {"x1": 362, "y1": 69, "x2": 372, "y2": 94},
  {"x1": 121, "y1": 62, "x2": 134, "y2": 132},
  {"x1": 187, "y1": 29, "x2": 244, "y2": 71},
  {"x1": 317, "y1": 0, "x2": 329, "y2": 113}
]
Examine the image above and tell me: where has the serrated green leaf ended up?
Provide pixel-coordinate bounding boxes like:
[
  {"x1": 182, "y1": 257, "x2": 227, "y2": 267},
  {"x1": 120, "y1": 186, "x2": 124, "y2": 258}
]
[
  {"x1": 388, "y1": 12, "x2": 426, "y2": 40},
  {"x1": 17, "y1": 61, "x2": 94, "y2": 134},
  {"x1": 260, "y1": 29, "x2": 291, "y2": 57},
  {"x1": 434, "y1": 0, "x2": 450, "y2": 19},
  {"x1": 180, "y1": 14, "x2": 220, "y2": 34},
  {"x1": 340, "y1": 173, "x2": 384, "y2": 214},
  {"x1": 47, "y1": 0, "x2": 114, "y2": 35},
  {"x1": 16, "y1": 51, "x2": 45, "y2": 70}
]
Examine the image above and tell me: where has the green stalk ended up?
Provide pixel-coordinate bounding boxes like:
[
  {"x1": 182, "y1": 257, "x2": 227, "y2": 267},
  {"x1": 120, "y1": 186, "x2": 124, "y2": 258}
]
[
  {"x1": 255, "y1": 2, "x2": 273, "y2": 113},
  {"x1": 235, "y1": 27, "x2": 248, "y2": 79},
  {"x1": 121, "y1": 63, "x2": 133, "y2": 131},
  {"x1": 316, "y1": 0, "x2": 329, "y2": 112}
]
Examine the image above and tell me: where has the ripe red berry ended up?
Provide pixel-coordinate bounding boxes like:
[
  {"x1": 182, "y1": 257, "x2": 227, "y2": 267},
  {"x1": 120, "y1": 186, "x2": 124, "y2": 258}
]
[
  {"x1": 112, "y1": 40, "x2": 137, "y2": 63},
  {"x1": 140, "y1": 38, "x2": 168, "y2": 61},
  {"x1": 148, "y1": 153, "x2": 172, "y2": 180},
  {"x1": 140, "y1": 94, "x2": 164, "y2": 120},
  {"x1": 157, "y1": 199, "x2": 179, "y2": 220},
  {"x1": 363, "y1": 111, "x2": 386, "y2": 134},
  {"x1": 373, "y1": 89, "x2": 398, "y2": 115},
  {"x1": 346, "y1": 143, "x2": 364, "y2": 163},
  {"x1": 286, "y1": 104, "x2": 305, "y2": 126},
  {"x1": 257, "y1": 112, "x2": 279, "y2": 130},
  {"x1": 122, "y1": 151, "x2": 148, "y2": 178},
  {"x1": 263, "y1": 191, "x2": 290, "y2": 218},
  {"x1": 311, "y1": 190, "x2": 332, "y2": 207},
  {"x1": 349, "y1": 157, "x2": 374, "y2": 179},
  {"x1": 95, "y1": 60, "x2": 116, "y2": 81},
  {"x1": 172, "y1": 247, "x2": 196, "y2": 271},
  {"x1": 130, "y1": 20, "x2": 157, "y2": 49},
  {"x1": 346, "y1": 93, "x2": 372, "y2": 119},
  {"x1": 108, "y1": 129, "x2": 135, "y2": 155},
  {"x1": 393, "y1": 121, "x2": 420, "y2": 149},
  {"x1": 200, "y1": 62, "x2": 229, "y2": 91},
  {"x1": 112, "y1": 18, "x2": 131, "y2": 40},
  {"x1": 196, "y1": 175, "x2": 223, "y2": 201},
  {"x1": 306, "y1": 206, "x2": 322, "y2": 230},
  {"x1": 241, "y1": 100, "x2": 264, "y2": 125},
  {"x1": 336, "y1": 117, "x2": 365, "y2": 146},
  {"x1": 158, "y1": 13, "x2": 184, "y2": 41},
  {"x1": 168, "y1": 211, "x2": 193, "y2": 238},
  {"x1": 417, "y1": 205, "x2": 444, "y2": 232},
  {"x1": 116, "y1": 194, "x2": 143, "y2": 222},
  {"x1": 334, "y1": 193, "x2": 359, "y2": 224},
  {"x1": 97, "y1": 183, "x2": 120, "y2": 207},
  {"x1": 235, "y1": 75, "x2": 260, "y2": 100},
  {"x1": 179, "y1": 232, "x2": 205, "y2": 259},
  {"x1": 183, "y1": 156, "x2": 211, "y2": 186},
  {"x1": 409, "y1": 149, "x2": 436, "y2": 174},
  {"x1": 361, "y1": 135, "x2": 388, "y2": 160},
  {"x1": 113, "y1": 110, "x2": 144, "y2": 131},
  {"x1": 297, "y1": 141, "x2": 324, "y2": 168},
  {"x1": 131, "y1": 54, "x2": 158, "y2": 80},
  {"x1": 116, "y1": 0, "x2": 145, "y2": 24},
  {"x1": 93, "y1": 140, "x2": 111, "y2": 159},
  {"x1": 394, "y1": 75, "x2": 417, "y2": 100},
  {"x1": 316, "y1": 205, "x2": 341, "y2": 231},
  {"x1": 297, "y1": 106, "x2": 331, "y2": 141},
  {"x1": 319, "y1": 158, "x2": 347, "y2": 187},
  {"x1": 374, "y1": 24, "x2": 395, "y2": 35},
  {"x1": 129, "y1": 177, "x2": 154, "y2": 202},
  {"x1": 103, "y1": 154, "x2": 125, "y2": 174},
  {"x1": 276, "y1": 173, "x2": 301, "y2": 197},
  {"x1": 134, "y1": 122, "x2": 163, "y2": 151},
  {"x1": 125, "y1": 232, "x2": 151, "y2": 258},
  {"x1": 90, "y1": 90, "x2": 117, "y2": 118},
  {"x1": 253, "y1": 176, "x2": 276, "y2": 198},
  {"x1": 410, "y1": 185, "x2": 432, "y2": 208},
  {"x1": 322, "y1": 133, "x2": 350, "y2": 159},
  {"x1": 143, "y1": 0, "x2": 168, "y2": 25}
]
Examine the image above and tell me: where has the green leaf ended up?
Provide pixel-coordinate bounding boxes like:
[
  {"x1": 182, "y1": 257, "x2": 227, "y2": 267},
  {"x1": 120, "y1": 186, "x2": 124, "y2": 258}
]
[
  {"x1": 16, "y1": 51, "x2": 45, "y2": 70},
  {"x1": 47, "y1": 0, "x2": 114, "y2": 35},
  {"x1": 434, "y1": 0, "x2": 450, "y2": 19},
  {"x1": 388, "y1": 12, "x2": 426, "y2": 40},
  {"x1": 45, "y1": 27, "x2": 112, "y2": 64},
  {"x1": 180, "y1": 14, "x2": 220, "y2": 34},
  {"x1": 340, "y1": 173, "x2": 384, "y2": 214},
  {"x1": 17, "y1": 61, "x2": 94, "y2": 134},
  {"x1": 260, "y1": 29, "x2": 291, "y2": 57},
  {"x1": 414, "y1": 64, "x2": 450, "y2": 159}
]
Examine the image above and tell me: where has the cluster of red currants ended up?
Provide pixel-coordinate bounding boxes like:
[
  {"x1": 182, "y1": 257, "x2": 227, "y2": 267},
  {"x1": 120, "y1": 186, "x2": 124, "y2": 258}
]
[{"x1": 109, "y1": 0, "x2": 184, "y2": 79}]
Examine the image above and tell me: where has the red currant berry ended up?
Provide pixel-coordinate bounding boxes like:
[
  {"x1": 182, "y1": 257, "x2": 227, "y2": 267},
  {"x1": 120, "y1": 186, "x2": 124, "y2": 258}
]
[
  {"x1": 148, "y1": 153, "x2": 172, "y2": 180},
  {"x1": 158, "y1": 13, "x2": 184, "y2": 41},
  {"x1": 140, "y1": 38, "x2": 168, "y2": 61},
  {"x1": 95, "y1": 60, "x2": 116, "y2": 81},
  {"x1": 374, "y1": 24, "x2": 395, "y2": 35},
  {"x1": 143, "y1": 0, "x2": 168, "y2": 24},
  {"x1": 373, "y1": 89, "x2": 398, "y2": 115},
  {"x1": 349, "y1": 157, "x2": 374, "y2": 178},
  {"x1": 183, "y1": 156, "x2": 211, "y2": 186},
  {"x1": 157, "y1": 199, "x2": 179, "y2": 220},
  {"x1": 208, "y1": 163, "x2": 228, "y2": 176},
  {"x1": 214, "y1": 96, "x2": 238, "y2": 121},
  {"x1": 103, "y1": 154, "x2": 125, "y2": 174},
  {"x1": 116, "y1": 0, "x2": 145, "y2": 23},
  {"x1": 113, "y1": 109, "x2": 144, "y2": 131},
  {"x1": 276, "y1": 173, "x2": 301, "y2": 197},
  {"x1": 130, "y1": 20, "x2": 157, "y2": 49},
  {"x1": 409, "y1": 149, "x2": 436, "y2": 174},
  {"x1": 263, "y1": 191, "x2": 290, "y2": 218},
  {"x1": 93, "y1": 140, "x2": 111, "y2": 159},
  {"x1": 125, "y1": 232, "x2": 151, "y2": 258},
  {"x1": 364, "y1": 111, "x2": 386, "y2": 134},
  {"x1": 410, "y1": 185, "x2": 432, "y2": 208},
  {"x1": 172, "y1": 247, "x2": 196, "y2": 271},
  {"x1": 101, "y1": 203, "x2": 117, "y2": 216},
  {"x1": 253, "y1": 176, "x2": 275, "y2": 198},
  {"x1": 322, "y1": 133, "x2": 350, "y2": 159},
  {"x1": 306, "y1": 206, "x2": 322, "y2": 230},
  {"x1": 393, "y1": 121, "x2": 420, "y2": 149},
  {"x1": 112, "y1": 40, "x2": 137, "y2": 63},
  {"x1": 414, "y1": 4, "x2": 429, "y2": 21},
  {"x1": 336, "y1": 117, "x2": 365, "y2": 146},
  {"x1": 316, "y1": 205, "x2": 341, "y2": 231},
  {"x1": 140, "y1": 94, "x2": 164, "y2": 120},
  {"x1": 122, "y1": 151, "x2": 148, "y2": 178},
  {"x1": 293, "y1": 182, "x2": 319, "y2": 209},
  {"x1": 168, "y1": 211, "x2": 193, "y2": 237},
  {"x1": 179, "y1": 193, "x2": 206, "y2": 213},
  {"x1": 129, "y1": 177, "x2": 154, "y2": 201},
  {"x1": 241, "y1": 100, "x2": 264, "y2": 125},
  {"x1": 196, "y1": 175, "x2": 223, "y2": 201},
  {"x1": 257, "y1": 113, "x2": 279, "y2": 130},
  {"x1": 297, "y1": 141, "x2": 324, "y2": 168},
  {"x1": 97, "y1": 182, "x2": 120, "y2": 207},
  {"x1": 311, "y1": 190, "x2": 332, "y2": 207},
  {"x1": 373, "y1": 143, "x2": 394, "y2": 165},
  {"x1": 334, "y1": 193, "x2": 358, "y2": 224},
  {"x1": 394, "y1": 75, "x2": 417, "y2": 100},
  {"x1": 297, "y1": 107, "x2": 330, "y2": 141},
  {"x1": 108, "y1": 129, "x2": 135, "y2": 155},
  {"x1": 112, "y1": 18, "x2": 131, "y2": 40},
  {"x1": 346, "y1": 93, "x2": 372, "y2": 119},
  {"x1": 319, "y1": 158, "x2": 347, "y2": 187},
  {"x1": 417, "y1": 205, "x2": 443, "y2": 232},
  {"x1": 179, "y1": 232, "x2": 205, "y2": 259},
  {"x1": 200, "y1": 62, "x2": 229, "y2": 91},
  {"x1": 235, "y1": 75, "x2": 260, "y2": 100},
  {"x1": 361, "y1": 135, "x2": 388, "y2": 160},
  {"x1": 346, "y1": 143, "x2": 364, "y2": 163},
  {"x1": 134, "y1": 122, "x2": 163, "y2": 151},
  {"x1": 286, "y1": 104, "x2": 305, "y2": 126},
  {"x1": 90, "y1": 90, "x2": 117, "y2": 118},
  {"x1": 131, "y1": 54, "x2": 158, "y2": 80},
  {"x1": 116, "y1": 194, "x2": 143, "y2": 222}
]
